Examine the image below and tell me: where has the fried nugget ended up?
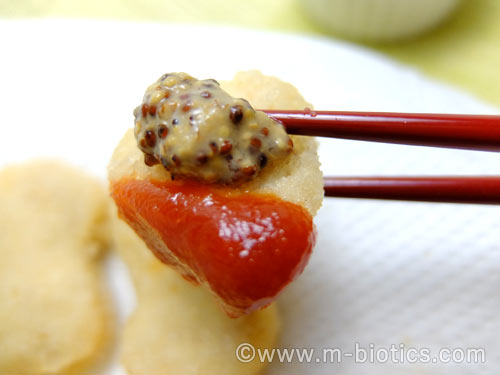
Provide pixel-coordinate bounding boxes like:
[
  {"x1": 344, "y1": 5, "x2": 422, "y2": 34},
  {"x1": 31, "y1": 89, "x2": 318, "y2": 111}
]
[
  {"x1": 109, "y1": 71, "x2": 323, "y2": 374},
  {"x1": 0, "y1": 160, "x2": 112, "y2": 374},
  {"x1": 112, "y1": 214, "x2": 280, "y2": 375}
]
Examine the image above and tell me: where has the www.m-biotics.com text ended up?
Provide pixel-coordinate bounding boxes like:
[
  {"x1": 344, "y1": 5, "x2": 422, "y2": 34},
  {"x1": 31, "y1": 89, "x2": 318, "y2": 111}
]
[{"x1": 235, "y1": 342, "x2": 485, "y2": 364}]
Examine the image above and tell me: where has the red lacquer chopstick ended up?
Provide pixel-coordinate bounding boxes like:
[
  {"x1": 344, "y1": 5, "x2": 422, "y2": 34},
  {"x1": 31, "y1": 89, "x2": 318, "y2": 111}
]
[
  {"x1": 264, "y1": 110, "x2": 500, "y2": 152},
  {"x1": 262, "y1": 110, "x2": 500, "y2": 204},
  {"x1": 323, "y1": 176, "x2": 500, "y2": 204}
]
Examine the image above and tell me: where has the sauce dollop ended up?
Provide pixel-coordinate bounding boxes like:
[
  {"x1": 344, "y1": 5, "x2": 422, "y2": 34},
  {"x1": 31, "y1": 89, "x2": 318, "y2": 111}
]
[
  {"x1": 111, "y1": 177, "x2": 315, "y2": 317},
  {"x1": 134, "y1": 72, "x2": 293, "y2": 184}
]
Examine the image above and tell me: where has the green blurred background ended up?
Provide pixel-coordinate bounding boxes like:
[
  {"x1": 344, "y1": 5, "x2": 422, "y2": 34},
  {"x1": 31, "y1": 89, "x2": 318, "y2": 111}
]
[{"x1": 1, "y1": 0, "x2": 500, "y2": 107}]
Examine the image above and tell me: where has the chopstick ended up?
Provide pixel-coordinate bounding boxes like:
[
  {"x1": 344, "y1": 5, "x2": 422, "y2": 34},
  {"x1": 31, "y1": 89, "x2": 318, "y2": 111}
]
[
  {"x1": 323, "y1": 176, "x2": 500, "y2": 204},
  {"x1": 262, "y1": 110, "x2": 500, "y2": 204},
  {"x1": 264, "y1": 110, "x2": 500, "y2": 152}
]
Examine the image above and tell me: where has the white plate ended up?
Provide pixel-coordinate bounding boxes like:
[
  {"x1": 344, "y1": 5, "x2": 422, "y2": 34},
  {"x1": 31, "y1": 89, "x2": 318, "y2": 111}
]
[{"x1": 1, "y1": 20, "x2": 500, "y2": 375}]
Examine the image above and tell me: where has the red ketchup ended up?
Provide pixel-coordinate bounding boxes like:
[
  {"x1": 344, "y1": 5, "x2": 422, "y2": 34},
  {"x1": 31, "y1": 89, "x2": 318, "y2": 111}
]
[{"x1": 111, "y1": 178, "x2": 315, "y2": 317}]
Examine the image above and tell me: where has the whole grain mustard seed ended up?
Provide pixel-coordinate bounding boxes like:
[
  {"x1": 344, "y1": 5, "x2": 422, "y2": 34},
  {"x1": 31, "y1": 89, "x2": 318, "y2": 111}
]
[
  {"x1": 172, "y1": 154, "x2": 181, "y2": 167},
  {"x1": 158, "y1": 125, "x2": 168, "y2": 139},
  {"x1": 229, "y1": 105, "x2": 244, "y2": 125},
  {"x1": 220, "y1": 140, "x2": 232, "y2": 154},
  {"x1": 145, "y1": 130, "x2": 156, "y2": 147},
  {"x1": 197, "y1": 154, "x2": 209, "y2": 165},
  {"x1": 134, "y1": 72, "x2": 293, "y2": 184},
  {"x1": 144, "y1": 153, "x2": 159, "y2": 166},
  {"x1": 258, "y1": 153, "x2": 268, "y2": 168},
  {"x1": 250, "y1": 137, "x2": 262, "y2": 149}
]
